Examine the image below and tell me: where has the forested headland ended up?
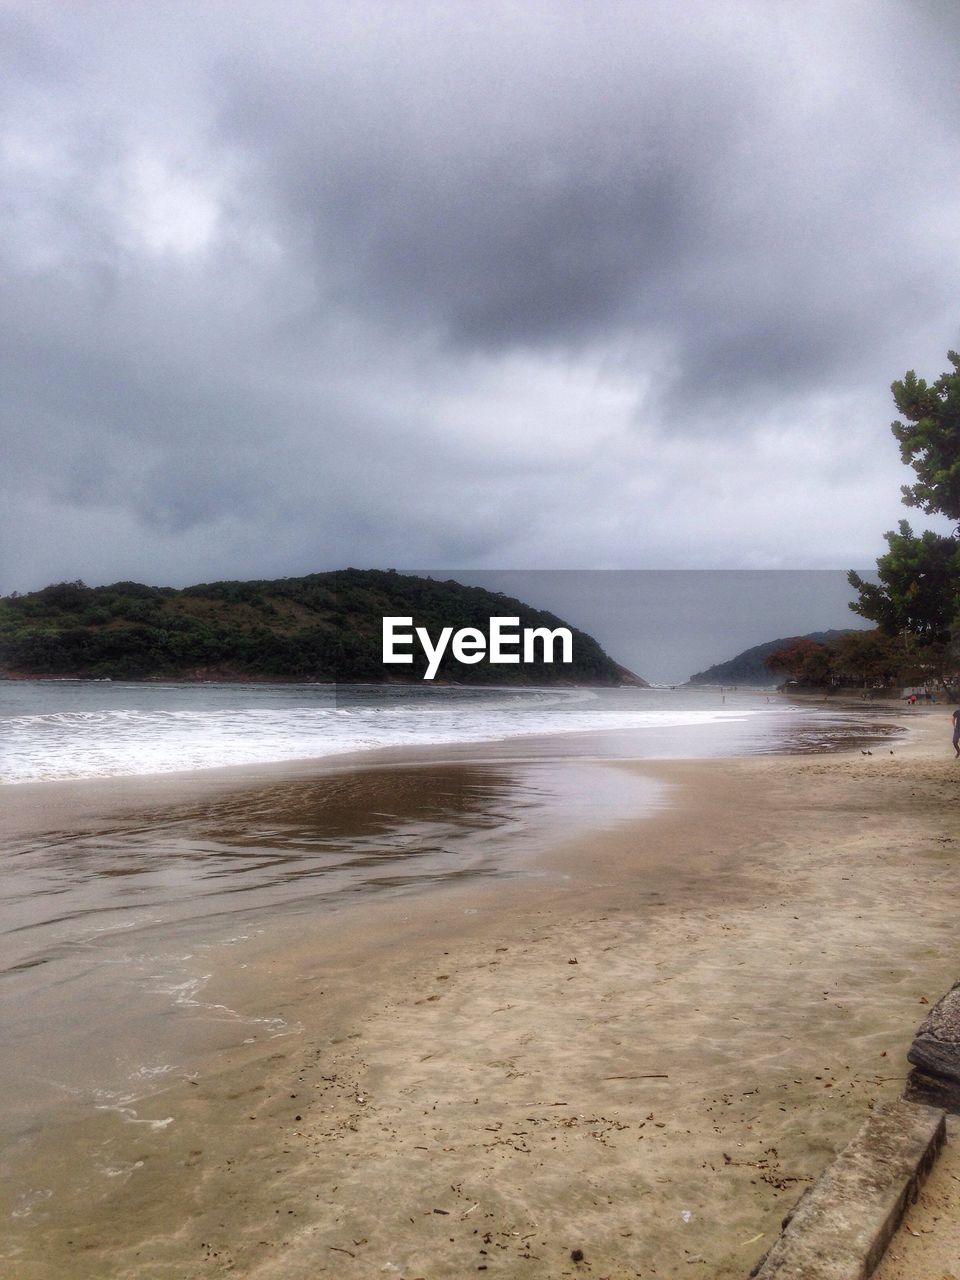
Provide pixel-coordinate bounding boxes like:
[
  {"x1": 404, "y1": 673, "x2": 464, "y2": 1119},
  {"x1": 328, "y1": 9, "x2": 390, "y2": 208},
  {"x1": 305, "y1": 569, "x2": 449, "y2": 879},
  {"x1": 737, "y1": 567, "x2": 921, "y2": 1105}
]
[{"x1": 0, "y1": 569, "x2": 644, "y2": 686}]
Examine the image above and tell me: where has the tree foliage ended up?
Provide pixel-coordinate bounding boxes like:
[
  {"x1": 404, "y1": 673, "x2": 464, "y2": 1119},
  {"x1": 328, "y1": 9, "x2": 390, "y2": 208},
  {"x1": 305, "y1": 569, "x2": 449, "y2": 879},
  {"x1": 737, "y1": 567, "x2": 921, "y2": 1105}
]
[
  {"x1": 891, "y1": 350, "x2": 960, "y2": 524},
  {"x1": 848, "y1": 520, "x2": 960, "y2": 639},
  {"x1": 0, "y1": 569, "x2": 633, "y2": 685},
  {"x1": 847, "y1": 349, "x2": 960, "y2": 687},
  {"x1": 765, "y1": 628, "x2": 952, "y2": 690}
]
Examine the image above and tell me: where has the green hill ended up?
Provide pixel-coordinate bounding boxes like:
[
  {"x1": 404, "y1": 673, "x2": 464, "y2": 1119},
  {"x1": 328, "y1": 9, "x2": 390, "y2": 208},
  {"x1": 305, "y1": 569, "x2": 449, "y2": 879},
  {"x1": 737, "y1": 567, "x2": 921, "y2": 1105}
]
[
  {"x1": 685, "y1": 630, "x2": 858, "y2": 686},
  {"x1": 0, "y1": 569, "x2": 646, "y2": 686}
]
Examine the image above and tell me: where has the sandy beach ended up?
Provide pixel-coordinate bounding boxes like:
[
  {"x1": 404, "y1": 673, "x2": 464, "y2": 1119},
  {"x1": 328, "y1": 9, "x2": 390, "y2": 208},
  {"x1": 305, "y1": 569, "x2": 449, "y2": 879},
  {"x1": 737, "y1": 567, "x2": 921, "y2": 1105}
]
[{"x1": 2, "y1": 708, "x2": 959, "y2": 1278}]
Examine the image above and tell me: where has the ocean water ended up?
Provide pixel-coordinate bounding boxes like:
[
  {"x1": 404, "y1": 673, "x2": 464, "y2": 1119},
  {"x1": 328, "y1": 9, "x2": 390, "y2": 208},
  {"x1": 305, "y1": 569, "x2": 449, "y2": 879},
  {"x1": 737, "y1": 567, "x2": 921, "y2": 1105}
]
[{"x1": 0, "y1": 680, "x2": 899, "y2": 784}]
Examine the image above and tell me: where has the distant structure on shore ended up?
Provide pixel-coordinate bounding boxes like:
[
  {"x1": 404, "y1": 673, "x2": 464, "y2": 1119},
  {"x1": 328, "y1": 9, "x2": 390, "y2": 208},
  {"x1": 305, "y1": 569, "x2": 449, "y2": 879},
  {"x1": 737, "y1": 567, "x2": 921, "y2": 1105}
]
[{"x1": 685, "y1": 630, "x2": 858, "y2": 686}]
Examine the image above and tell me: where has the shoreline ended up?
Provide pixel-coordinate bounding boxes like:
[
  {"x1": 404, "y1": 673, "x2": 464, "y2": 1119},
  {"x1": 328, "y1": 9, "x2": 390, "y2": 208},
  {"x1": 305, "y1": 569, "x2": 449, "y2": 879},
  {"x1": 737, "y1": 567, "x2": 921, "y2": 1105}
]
[
  {"x1": 2, "y1": 710, "x2": 958, "y2": 1277},
  {"x1": 0, "y1": 672, "x2": 644, "y2": 688},
  {"x1": 0, "y1": 689, "x2": 906, "y2": 807}
]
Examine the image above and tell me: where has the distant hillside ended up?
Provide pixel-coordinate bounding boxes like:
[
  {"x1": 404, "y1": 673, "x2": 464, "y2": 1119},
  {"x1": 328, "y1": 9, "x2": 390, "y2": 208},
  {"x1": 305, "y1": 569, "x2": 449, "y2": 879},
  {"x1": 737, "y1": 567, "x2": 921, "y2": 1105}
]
[
  {"x1": 686, "y1": 630, "x2": 858, "y2": 686},
  {"x1": 0, "y1": 569, "x2": 646, "y2": 686}
]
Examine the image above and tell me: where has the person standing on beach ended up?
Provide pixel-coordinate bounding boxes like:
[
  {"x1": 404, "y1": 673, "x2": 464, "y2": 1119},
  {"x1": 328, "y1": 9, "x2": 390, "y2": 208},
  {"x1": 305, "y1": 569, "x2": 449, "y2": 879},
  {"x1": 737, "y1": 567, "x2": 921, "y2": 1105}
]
[{"x1": 953, "y1": 706, "x2": 960, "y2": 758}]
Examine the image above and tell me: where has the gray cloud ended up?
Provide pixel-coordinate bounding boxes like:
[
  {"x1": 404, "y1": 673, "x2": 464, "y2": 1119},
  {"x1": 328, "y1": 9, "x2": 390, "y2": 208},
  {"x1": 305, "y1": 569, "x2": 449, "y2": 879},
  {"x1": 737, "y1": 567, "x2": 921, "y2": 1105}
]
[{"x1": 1, "y1": 1, "x2": 959, "y2": 592}]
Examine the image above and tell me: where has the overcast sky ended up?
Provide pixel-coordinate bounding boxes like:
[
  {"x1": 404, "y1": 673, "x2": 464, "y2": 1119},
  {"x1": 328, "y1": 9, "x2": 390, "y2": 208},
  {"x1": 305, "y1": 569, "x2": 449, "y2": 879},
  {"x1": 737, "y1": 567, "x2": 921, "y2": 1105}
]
[{"x1": 2, "y1": 0, "x2": 958, "y2": 595}]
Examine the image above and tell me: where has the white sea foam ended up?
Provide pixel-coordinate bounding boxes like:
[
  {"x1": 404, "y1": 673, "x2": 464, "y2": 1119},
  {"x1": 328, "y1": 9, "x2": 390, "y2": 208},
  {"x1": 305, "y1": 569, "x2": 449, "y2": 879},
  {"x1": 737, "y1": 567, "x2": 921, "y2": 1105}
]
[{"x1": 0, "y1": 682, "x2": 789, "y2": 783}]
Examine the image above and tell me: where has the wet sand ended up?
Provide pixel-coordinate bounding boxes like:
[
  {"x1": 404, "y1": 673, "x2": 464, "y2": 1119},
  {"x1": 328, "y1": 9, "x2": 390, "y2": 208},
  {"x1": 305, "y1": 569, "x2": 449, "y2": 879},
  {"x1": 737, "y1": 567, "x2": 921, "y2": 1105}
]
[{"x1": 2, "y1": 709, "x2": 959, "y2": 1277}]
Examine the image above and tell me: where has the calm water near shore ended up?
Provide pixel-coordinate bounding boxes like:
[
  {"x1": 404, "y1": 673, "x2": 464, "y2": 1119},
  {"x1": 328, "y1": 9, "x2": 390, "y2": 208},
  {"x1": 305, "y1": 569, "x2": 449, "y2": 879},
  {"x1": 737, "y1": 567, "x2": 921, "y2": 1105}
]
[{"x1": 0, "y1": 681, "x2": 906, "y2": 1257}]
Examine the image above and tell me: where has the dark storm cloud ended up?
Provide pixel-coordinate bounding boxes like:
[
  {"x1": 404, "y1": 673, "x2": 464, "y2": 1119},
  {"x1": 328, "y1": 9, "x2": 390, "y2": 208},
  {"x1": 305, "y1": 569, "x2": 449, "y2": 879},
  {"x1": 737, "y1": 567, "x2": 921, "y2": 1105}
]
[
  {"x1": 1, "y1": 1, "x2": 959, "y2": 591},
  {"x1": 213, "y1": 2, "x2": 957, "y2": 402},
  {"x1": 220, "y1": 52, "x2": 727, "y2": 350}
]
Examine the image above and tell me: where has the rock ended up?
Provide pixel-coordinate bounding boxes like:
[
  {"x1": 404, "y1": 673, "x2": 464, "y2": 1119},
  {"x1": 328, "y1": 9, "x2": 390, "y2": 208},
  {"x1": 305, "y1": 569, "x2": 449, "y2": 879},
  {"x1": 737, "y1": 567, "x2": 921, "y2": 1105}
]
[
  {"x1": 903, "y1": 1066, "x2": 960, "y2": 1114},
  {"x1": 905, "y1": 979, "x2": 960, "y2": 1114}
]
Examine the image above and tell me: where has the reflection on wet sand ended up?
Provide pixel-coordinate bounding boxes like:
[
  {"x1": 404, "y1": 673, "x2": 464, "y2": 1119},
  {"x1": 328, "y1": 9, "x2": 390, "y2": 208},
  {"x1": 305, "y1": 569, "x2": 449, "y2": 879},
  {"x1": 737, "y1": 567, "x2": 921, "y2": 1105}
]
[
  {"x1": 0, "y1": 711, "x2": 906, "y2": 1021},
  {"x1": 0, "y1": 761, "x2": 646, "y2": 976},
  {"x1": 0, "y1": 757, "x2": 663, "y2": 1164}
]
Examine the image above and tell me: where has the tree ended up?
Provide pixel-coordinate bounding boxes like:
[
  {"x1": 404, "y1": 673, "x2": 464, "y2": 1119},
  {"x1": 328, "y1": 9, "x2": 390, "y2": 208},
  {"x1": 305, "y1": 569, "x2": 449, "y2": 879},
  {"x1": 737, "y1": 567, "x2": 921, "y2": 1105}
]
[
  {"x1": 764, "y1": 628, "x2": 949, "y2": 690},
  {"x1": 848, "y1": 351, "x2": 960, "y2": 679},
  {"x1": 890, "y1": 350, "x2": 960, "y2": 528},
  {"x1": 848, "y1": 520, "x2": 960, "y2": 639},
  {"x1": 765, "y1": 638, "x2": 830, "y2": 683}
]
